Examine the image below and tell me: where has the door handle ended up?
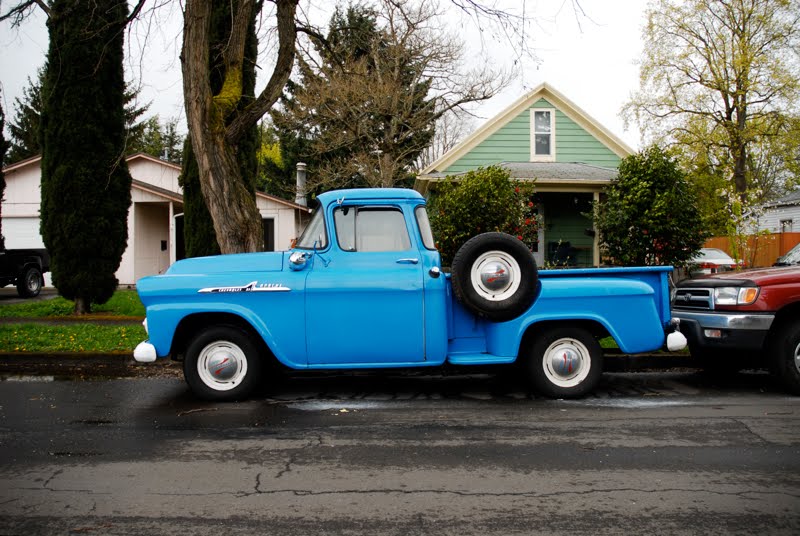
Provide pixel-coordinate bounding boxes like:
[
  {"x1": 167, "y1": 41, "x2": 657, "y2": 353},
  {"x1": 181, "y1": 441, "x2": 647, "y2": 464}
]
[{"x1": 396, "y1": 258, "x2": 419, "y2": 264}]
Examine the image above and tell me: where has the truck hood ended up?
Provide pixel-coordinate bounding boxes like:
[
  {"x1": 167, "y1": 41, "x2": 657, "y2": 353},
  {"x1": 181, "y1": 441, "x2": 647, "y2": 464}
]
[
  {"x1": 678, "y1": 265, "x2": 800, "y2": 287},
  {"x1": 166, "y1": 252, "x2": 285, "y2": 275}
]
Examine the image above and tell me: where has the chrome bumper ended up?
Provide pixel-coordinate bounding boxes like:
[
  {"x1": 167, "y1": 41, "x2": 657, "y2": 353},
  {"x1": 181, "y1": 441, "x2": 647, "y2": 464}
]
[{"x1": 672, "y1": 310, "x2": 775, "y2": 331}]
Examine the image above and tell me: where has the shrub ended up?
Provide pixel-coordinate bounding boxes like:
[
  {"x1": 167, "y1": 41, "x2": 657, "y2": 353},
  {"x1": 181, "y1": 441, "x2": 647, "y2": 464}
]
[
  {"x1": 428, "y1": 166, "x2": 538, "y2": 266},
  {"x1": 593, "y1": 145, "x2": 706, "y2": 267}
]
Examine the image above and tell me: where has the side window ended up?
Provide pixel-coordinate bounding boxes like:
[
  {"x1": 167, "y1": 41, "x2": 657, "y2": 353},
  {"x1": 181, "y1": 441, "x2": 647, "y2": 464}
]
[
  {"x1": 334, "y1": 207, "x2": 411, "y2": 252},
  {"x1": 415, "y1": 206, "x2": 436, "y2": 250}
]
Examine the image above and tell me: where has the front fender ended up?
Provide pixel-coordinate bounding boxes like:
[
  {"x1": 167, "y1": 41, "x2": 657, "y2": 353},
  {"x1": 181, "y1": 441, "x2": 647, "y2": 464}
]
[{"x1": 146, "y1": 301, "x2": 307, "y2": 368}]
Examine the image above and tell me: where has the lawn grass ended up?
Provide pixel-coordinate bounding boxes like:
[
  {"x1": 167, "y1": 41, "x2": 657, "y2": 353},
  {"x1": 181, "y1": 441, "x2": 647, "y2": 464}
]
[
  {"x1": 0, "y1": 323, "x2": 147, "y2": 353},
  {"x1": 0, "y1": 290, "x2": 145, "y2": 318}
]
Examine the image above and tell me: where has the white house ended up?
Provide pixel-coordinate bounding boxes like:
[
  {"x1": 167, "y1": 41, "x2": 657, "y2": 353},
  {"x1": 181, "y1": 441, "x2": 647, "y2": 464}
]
[
  {"x1": 1, "y1": 153, "x2": 312, "y2": 286},
  {"x1": 759, "y1": 189, "x2": 800, "y2": 234}
]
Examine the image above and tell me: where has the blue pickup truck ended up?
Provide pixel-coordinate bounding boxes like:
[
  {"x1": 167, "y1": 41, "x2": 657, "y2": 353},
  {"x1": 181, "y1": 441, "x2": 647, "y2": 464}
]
[{"x1": 134, "y1": 188, "x2": 685, "y2": 400}]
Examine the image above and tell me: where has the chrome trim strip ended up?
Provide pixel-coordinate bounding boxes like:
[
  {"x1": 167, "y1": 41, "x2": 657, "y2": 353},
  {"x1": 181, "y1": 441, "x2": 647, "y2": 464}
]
[{"x1": 198, "y1": 281, "x2": 291, "y2": 293}]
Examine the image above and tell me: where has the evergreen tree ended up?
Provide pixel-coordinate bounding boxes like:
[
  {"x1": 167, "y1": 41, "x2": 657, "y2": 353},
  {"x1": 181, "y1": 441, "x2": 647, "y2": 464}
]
[
  {"x1": 7, "y1": 68, "x2": 44, "y2": 164},
  {"x1": 40, "y1": 0, "x2": 133, "y2": 314},
  {"x1": 127, "y1": 115, "x2": 184, "y2": 164},
  {"x1": 179, "y1": 0, "x2": 260, "y2": 257},
  {"x1": 7, "y1": 67, "x2": 147, "y2": 164},
  {"x1": 0, "y1": 91, "x2": 8, "y2": 251},
  {"x1": 272, "y1": 3, "x2": 436, "y2": 191}
]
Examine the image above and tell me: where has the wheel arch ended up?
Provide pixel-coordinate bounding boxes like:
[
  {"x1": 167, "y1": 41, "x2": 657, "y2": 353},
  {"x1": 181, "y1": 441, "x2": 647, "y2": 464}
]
[
  {"x1": 771, "y1": 301, "x2": 800, "y2": 335},
  {"x1": 170, "y1": 312, "x2": 276, "y2": 364},
  {"x1": 518, "y1": 319, "x2": 611, "y2": 357}
]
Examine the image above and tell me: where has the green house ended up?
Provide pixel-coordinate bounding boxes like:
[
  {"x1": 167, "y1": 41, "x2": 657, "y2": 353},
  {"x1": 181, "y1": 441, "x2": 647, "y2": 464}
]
[{"x1": 415, "y1": 83, "x2": 634, "y2": 268}]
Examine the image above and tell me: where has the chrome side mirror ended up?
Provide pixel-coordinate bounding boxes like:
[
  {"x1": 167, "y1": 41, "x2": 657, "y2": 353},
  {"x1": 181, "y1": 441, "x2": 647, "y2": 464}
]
[{"x1": 289, "y1": 251, "x2": 311, "y2": 271}]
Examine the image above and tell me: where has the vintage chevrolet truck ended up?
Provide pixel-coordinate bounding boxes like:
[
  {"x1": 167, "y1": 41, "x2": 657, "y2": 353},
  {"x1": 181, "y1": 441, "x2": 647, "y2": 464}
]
[{"x1": 134, "y1": 188, "x2": 686, "y2": 401}]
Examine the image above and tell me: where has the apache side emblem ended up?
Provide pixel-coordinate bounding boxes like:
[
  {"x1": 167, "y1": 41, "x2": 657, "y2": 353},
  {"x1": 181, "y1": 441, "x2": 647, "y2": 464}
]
[{"x1": 198, "y1": 281, "x2": 291, "y2": 294}]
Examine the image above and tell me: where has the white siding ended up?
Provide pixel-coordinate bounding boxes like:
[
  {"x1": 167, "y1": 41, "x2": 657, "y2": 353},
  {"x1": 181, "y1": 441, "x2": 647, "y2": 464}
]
[{"x1": 759, "y1": 205, "x2": 800, "y2": 232}]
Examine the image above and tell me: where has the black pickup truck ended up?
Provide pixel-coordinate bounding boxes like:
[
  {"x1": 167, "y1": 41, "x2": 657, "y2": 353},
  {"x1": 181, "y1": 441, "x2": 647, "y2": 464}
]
[{"x1": 0, "y1": 248, "x2": 50, "y2": 297}]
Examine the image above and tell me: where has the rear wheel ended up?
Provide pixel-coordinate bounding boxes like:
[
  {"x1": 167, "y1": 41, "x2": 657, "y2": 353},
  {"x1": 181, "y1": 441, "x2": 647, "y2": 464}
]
[
  {"x1": 526, "y1": 326, "x2": 603, "y2": 398},
  {"x1": 183, "y1": 325, "x2": 263, "y2": 401},
  {"x1": 17, "y1": 266, "x2": 42, "y2": 298},
  {"x1": 771, "y1": 321, "x2": 800, "y2": 395}
]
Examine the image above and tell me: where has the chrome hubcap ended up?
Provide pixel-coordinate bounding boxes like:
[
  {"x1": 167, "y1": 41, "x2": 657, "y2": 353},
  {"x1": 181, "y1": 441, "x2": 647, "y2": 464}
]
[
  {"x1": 542, "y1": 338, "x2": 591, "y2": 388},
  {"x1": 27, "y1": 273, "x2": 40, "y2": 292},
  {"x1": 197, "y1": 341, "x2": 248, "y2": 391},
  {"x1": 471, "y1": 251, "x2": 521, "y2": 302}
]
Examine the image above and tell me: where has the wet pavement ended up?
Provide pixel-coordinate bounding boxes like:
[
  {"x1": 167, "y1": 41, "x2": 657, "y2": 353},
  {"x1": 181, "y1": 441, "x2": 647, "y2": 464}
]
[{"x1": 0, "y1": 369, "x2": 799, "y2": 535}]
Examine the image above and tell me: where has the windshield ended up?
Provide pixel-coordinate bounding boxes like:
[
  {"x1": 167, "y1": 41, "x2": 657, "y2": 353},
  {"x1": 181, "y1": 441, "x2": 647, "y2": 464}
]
[
  {"x1": 781, "y1": 243, "x2": 800, "y2": 265},
  {"x1": 295, "y1": 206, "x2": 328, "y2": 249}
]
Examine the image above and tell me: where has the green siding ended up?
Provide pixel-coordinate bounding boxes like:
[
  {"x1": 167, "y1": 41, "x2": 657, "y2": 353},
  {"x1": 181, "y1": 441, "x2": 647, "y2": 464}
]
[{"x1": 443, "y1": 98, "x2": 621, "y2": 174}]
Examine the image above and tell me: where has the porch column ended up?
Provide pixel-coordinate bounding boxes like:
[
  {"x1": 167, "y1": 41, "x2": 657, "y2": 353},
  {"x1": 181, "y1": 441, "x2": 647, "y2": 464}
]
[
  {"x1": 593, "y1": 191, "x2": 600, "y2": 266},
  {"x1": 169, "y1": 202, "x2": 176, "y2": 265}
]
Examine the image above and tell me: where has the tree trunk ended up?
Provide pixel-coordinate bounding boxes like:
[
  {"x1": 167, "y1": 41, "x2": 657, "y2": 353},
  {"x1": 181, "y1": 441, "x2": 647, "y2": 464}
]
[
  {"x1": 74, "y1": 297, "x2": 90, "y2": 315},
  {"x1": 181, "y1": 0, "x2": 298, "y2": 254}
]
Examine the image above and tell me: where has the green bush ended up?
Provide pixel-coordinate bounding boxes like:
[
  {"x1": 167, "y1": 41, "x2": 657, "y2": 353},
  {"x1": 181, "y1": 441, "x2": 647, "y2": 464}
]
[
  {"x1": 593, "y1": 145, "x2": 706, "y2": 267},
  {"x1": 428, "y1": 166, "x2": 538, "y2": 266}
]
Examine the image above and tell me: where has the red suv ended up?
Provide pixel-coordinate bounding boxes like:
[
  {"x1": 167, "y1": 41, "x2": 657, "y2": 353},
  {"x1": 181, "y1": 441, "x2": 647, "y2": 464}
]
[{"x1": 672, "y1": 266, "x2": 800, "y2": 393}]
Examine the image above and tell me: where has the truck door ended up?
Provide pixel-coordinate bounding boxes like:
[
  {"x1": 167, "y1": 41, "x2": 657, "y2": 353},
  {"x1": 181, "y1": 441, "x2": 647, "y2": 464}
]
[{"x1": 305, "y1": 205, "x2": 426, "y2": 365}]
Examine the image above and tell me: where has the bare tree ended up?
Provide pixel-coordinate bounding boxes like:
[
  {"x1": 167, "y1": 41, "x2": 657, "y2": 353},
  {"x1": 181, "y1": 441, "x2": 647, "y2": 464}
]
[
  {"x1": 416, "y1": 109, "x2": 475, "y2": 171},
  {"x1": 275, "y1": 0, "x2": 509, "y2": 191},
  {"x1": 625, "y1": 0, "x2": 800, "y2": 198}
]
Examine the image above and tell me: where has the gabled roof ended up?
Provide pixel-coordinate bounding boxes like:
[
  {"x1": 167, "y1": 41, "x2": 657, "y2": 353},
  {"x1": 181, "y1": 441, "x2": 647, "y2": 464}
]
[
  {"x1": 1, "y1": 153, "x2": 181, "y2": 173},
  {"x1": 422, "y1": 82, "x2": 635, "y2": 175},
  {"x1": 126, "y1": 152, "x2": 182, "y2": 171},
  {"x1": 133, "y1": 179, "x2": 183, "y2": 203},
  {"x1": 415, "y1": 162, "x2": 618, "y2": 195},
  {"x1": 2, "y1": 154, "x2": 42, "y2": 173},
  {"x1": 257, "y1": 191, "x2": 313, "y2": 213},
  {"x1": 764, "y1": 189, "x2": 800, "y2": 209},
  {"x1": 423, "y1": 162, "x2": 618, "y2": 182},
  {"x1": 2, "y1": 152, "x2": 312, "y2": 213}
]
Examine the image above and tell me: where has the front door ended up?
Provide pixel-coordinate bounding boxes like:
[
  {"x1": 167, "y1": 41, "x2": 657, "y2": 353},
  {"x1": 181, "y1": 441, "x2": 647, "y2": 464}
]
[{"x1": 305, "y1": 205, "x2": 426, "y2": 365}]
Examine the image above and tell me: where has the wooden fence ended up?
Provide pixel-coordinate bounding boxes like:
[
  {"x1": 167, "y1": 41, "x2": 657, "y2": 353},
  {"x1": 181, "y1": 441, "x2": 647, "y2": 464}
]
[{"x1": 704, "y1": 232, "x2": 800, "y2": 268}]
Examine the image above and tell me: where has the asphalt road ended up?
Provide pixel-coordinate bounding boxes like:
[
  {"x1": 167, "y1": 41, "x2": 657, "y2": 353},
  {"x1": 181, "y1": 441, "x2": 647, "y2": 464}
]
[{"x1": 1, "y1": 370, "x2": 799, "y2": 535}]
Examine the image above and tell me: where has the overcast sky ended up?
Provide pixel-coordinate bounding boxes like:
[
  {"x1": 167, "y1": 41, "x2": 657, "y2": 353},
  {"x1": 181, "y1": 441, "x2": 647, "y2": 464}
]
[{"x1": 0, "y1": 0, "x2": 647, "y2": 151}]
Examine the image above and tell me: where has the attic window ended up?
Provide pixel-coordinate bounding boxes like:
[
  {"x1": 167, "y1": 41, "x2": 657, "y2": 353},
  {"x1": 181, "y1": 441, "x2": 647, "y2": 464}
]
[{"x1": 530, "y1": 109, "x2": 555, "y2": 162}]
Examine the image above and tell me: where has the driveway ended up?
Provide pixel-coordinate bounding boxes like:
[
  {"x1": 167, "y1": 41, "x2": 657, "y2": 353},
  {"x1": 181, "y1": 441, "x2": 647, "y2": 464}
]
[{"x1": 0, "y1": 286, "x2": 58, "y2": 305}]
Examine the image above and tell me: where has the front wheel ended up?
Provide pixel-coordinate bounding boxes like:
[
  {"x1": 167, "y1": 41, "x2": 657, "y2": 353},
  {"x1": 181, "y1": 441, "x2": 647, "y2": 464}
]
[
  {"x1": 771, "y1": 321, "x2": 800, "y2": 395},
  {"x1": 183, "y1": 325, "x2": 263, "y2": 401},
  {"x1": 17, "y1": 266, "x2": 42, "y2": 298},
  {"x1": 525, "y1": 327, "x2": 603, "y2": 398}
]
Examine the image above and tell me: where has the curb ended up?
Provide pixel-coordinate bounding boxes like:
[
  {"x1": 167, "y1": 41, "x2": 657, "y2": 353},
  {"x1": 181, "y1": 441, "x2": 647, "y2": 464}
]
[{"x1": 0, "y1": 351, "x2": 697, "y2": 375}]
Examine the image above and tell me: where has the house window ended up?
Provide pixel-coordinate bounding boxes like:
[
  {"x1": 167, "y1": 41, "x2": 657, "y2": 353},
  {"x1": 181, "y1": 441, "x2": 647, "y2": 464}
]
[
  {"x1": 530, "y1": 109, "x2": 555, "y2": 161},
  {"x1": 781, "y1": 219, "x2": 793, "y2": 232}
]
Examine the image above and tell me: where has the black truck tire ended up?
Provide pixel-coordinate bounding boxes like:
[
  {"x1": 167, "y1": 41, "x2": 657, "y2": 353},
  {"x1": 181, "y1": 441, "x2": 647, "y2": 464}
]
[
  {"x1": 771, "y1": 320, "x2": 800, "y2": 395},
  {"x1": 17, "y1": 266, "x2": 43, "y2": 298},
  {"x1": 451, "y1": 232, "x2": 538, "y2": 322},
  {"x1": 183, "y1": 325, "x2": 263, "y2": 401},
  {"x1": 526, "y1": 326, "x2": 603, "y2": 398}
]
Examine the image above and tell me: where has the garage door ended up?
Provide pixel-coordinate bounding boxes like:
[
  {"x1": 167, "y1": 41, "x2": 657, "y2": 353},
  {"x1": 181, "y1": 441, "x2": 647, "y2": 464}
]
[{"x1": 1, "y1": 217, "x2": 45, "y2": 249}]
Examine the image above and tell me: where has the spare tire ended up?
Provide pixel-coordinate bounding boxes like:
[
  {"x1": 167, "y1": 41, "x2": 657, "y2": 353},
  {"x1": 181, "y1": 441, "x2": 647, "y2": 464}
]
[{"x1": 451, "y1": 232, "x2": 538, "y2": 322}]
